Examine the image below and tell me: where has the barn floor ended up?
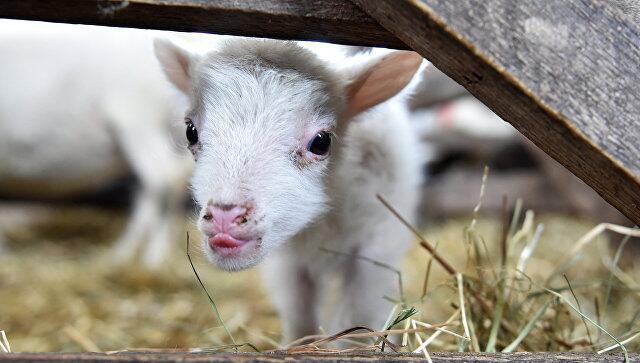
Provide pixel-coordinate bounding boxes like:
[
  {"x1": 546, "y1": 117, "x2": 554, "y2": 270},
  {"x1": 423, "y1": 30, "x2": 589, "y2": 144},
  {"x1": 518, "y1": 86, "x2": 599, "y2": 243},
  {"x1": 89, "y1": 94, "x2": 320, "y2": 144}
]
[{"x1": 0, "y1": 204, "x2": 637, "y2": 353}]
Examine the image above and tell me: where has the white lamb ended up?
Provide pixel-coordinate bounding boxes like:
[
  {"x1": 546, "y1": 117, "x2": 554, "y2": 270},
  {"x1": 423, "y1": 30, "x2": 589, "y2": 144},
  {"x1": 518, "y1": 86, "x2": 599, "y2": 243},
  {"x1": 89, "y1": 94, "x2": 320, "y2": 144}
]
[
  {"x1": 155, "y1": 38, "x2": 424, "y2": 341},
  {"x1": 0, "y1": 20, "x2": 192, "y2": 268}
]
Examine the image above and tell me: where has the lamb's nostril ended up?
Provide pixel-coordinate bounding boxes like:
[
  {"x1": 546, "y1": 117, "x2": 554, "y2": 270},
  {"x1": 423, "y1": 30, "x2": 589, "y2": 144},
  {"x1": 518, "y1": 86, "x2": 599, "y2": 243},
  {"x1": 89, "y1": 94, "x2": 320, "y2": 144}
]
[{"x1": 205, "y1": 203, "x2": 252, "y2": 231}]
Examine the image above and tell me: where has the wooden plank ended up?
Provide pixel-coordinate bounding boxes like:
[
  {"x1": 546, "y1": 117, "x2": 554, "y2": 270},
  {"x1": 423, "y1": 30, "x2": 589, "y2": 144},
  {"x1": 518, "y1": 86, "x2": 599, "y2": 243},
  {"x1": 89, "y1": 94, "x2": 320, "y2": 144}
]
[
  {"x1": 0, "y1": 0, "x2": 406, "y2": 49},
  {"x1": 0, "y1": 352, "x2": 636, "y2": 362},
  {"x1": 352, "y1": 0, "x2": 640, "y2": 225}
]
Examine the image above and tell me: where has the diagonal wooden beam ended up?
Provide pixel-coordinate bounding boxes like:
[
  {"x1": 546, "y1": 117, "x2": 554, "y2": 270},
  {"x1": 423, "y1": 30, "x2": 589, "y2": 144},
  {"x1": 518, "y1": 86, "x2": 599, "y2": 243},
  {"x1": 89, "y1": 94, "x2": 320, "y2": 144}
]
[
  {"x1": 0, "y1": 0, "x2": 406, "y2": 49},
  {"x1": 352, "y1": 0, "x2": 640, "y2": 224}
]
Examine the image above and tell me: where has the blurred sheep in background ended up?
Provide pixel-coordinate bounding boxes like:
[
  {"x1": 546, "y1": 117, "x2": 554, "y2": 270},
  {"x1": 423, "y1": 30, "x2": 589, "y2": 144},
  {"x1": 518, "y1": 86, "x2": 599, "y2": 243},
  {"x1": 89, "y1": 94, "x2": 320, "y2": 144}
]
[{"x1": 0, "y1": 20, "x2": 196, "y2": 268}]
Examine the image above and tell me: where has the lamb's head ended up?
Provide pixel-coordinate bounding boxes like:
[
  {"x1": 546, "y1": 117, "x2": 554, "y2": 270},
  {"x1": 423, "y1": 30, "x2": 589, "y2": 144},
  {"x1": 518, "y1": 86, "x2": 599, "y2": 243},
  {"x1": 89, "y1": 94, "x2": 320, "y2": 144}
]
[{"x1": 155, "y1": 39, "x2": 422, "y2": 271}]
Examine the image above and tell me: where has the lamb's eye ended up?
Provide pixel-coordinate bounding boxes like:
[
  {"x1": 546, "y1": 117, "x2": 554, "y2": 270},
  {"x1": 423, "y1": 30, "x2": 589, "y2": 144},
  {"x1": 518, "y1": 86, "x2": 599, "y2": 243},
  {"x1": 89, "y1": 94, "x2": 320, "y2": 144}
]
[
  {"x1": 307, "y1": 131, "x2": 331, "y2": 156},
  {"x1": 186, "y1": 120, "x2": 198, "y2": 146}
]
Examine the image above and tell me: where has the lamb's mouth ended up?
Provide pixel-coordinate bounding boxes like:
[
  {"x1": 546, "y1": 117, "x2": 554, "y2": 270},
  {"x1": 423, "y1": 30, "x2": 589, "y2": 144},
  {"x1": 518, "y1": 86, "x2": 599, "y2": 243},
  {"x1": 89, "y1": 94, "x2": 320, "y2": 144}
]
[{"x1": 207, "y1": 233, "x2": 260, "y2": 258}]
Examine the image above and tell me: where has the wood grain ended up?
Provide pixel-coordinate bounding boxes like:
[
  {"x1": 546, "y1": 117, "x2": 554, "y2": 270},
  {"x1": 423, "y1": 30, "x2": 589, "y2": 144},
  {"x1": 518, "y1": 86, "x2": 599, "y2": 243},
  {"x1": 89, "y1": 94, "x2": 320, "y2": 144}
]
[
  {"x1": 0, "y1": 352, "x2": 636, "y2": 362},
  {"x1": 0, "y1": 0, "x2": 406, "y2": 48},
  {"x1": 353, "y1": 0, "x2": 640, "y2": 224}
]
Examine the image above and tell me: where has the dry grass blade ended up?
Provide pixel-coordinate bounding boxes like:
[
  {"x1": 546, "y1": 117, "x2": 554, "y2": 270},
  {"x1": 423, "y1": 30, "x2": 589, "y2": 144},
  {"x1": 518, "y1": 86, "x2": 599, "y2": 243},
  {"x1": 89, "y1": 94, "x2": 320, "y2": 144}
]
[
  {"x1": 623, "y1": 310, "x2": 640, "y2": 336},
  {"x1": 284, "y1": 324, "x2": 449, "y2": 351},
  {"x1": 500, "y1": 195, "x2": 508, "y2": 269},
  {"x1": 413, "y1": 316, "x2": 467, "y2": 341},
  {"x1": 402, "y1": 317, "x2": 411, "y2": 347},
  {"x1": 421, "y1": 240, "x2": 439, "y2": 298},
  {"x1": 284, "y1": 326, "x2": 399, "y2": 353},
  {"x1": 412, "y1": 319, "x2": 432, "y2": 362},
  {"x1": 412, "y1": 311, "x2": 465, "y2": 355},
  {"x1": 283, "y1": 334, "x2": 328, "y2": 348},
  {"x1": 509, "y1": 210, "x2": 535, "y2": 249},
  {"x1": 413, "y1": 322, "x2": 450, "y2": 353},
  {"x1": 376, "y1": 194, "x2": 456, "y2": 276},
  {"x1": 563, "y1": 274, "x2": 593, "y2": 348},
  {"x1": 456, "y1": 273, "x2": 471, "y2": 344},
  {"x1": 603, "y1": 230, "x2": 635, "y2": 332},
  {"x1": 465, "y1": 302, "x2": 481, "y2": 353},
  {"x1": 507, "y1": 198, "x2": 523, "y2": 240},
  {"x1": 470, "y1": 166, "x2": 490, "y2": 230},
  {"x1": 502, "y1": 298, "x2": 553, "y2": 352},
  {"x1": 198, "y1": 343, "x2": 261, "y2": 353},
  {"x1": 413, "y1": 321, "x2": 442, "y2": 354},
  {"x1": 238, "y1": 326, "x2": 281, "y2": 349},
  {"x1": 343, "y1": 326, "x2": 450, "y2": 339},
  {"x1": 516, "y1": 223, "x2": 544, "y2": 273},
  {"x1": 0, "y1": 330, "x2": 10, "y2": 353},
  {"x1": 598, "y1": 331, "x2": 640, "y2": 354},
  {"x1": 546, "y1": 289, "x2": 628, "y2": 362},
  {"x1": 594, "y1": 296, "x2": 602, "y2": 339},
  {"x1": 505, "y1": 219, "x2": 542, "y2": 307},
  {"x1": 485, "y1": 281, "x2": 505, "y2": 352},
  {"x1": 605, "y1": 263, "x2": 640, "y2": 293},
  {"x1": 62, "y1": 325, "x2": 100, "y2": 352},
  {"x1": 185, "y1": 232, "x2": 237, "y2": 348},
  {"x1": 549, "y1": 223, "x2": 640, "y2": 282},
  {"x1": 486, "y1": 197, "x2": 509, "y2": 353}
]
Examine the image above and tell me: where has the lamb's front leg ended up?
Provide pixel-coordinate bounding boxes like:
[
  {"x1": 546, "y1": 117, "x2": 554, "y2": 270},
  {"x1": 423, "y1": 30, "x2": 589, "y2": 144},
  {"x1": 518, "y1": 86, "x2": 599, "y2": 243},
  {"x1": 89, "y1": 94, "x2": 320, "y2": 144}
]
[
  {"x1": 330, "y1": 251, "x2": 400, "y2": 334},
  {"x1": 261, "y1": 251, "x2": 320, "y2": 343}
]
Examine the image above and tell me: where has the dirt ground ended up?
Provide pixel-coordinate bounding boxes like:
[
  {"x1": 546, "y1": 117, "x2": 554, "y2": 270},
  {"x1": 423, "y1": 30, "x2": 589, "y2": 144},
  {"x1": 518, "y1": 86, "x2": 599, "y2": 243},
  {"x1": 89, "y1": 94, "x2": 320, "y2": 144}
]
[{"x1": 0, "y1": 203, "x2": 633, "y2": 352}]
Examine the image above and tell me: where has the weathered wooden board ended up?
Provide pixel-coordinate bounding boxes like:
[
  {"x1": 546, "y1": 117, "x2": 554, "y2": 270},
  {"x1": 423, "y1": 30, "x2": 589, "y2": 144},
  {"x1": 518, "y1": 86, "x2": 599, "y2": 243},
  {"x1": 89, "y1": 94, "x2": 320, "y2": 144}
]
[
  {"x1": 0, "y1": 0, "x2": 405, "y2": 49},
  {"x1": 353, "y1": 0, "x2": 640, "y2": 225},
  {"x1": 0, "y1": 352, "x2": 636, "y2": 362}
]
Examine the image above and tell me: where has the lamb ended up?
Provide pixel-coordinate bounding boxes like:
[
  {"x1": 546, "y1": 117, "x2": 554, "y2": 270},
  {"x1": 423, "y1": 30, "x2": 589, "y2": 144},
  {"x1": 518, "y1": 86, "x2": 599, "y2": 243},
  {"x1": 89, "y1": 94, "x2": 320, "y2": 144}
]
[
  {"x1": 0, "y1": 20, "x2": 192, "y2": 268},
  {"x1": 154, "y1": 38, "x2": 424, "y2": 341}
]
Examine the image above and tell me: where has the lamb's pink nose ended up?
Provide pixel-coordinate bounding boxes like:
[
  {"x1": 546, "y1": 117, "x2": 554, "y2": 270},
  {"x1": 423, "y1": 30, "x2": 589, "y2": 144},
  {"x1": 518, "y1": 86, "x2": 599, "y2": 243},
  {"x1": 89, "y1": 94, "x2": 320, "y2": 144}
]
[{"x1": 203, "y1": 204, "x2": 250, "y2": 233}]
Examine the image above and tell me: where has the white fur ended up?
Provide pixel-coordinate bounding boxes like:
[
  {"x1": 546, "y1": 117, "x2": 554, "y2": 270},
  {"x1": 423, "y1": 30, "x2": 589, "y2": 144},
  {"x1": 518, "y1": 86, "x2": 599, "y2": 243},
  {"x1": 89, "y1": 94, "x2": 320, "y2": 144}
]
[
  {"x1": 0, "y1": 20, "x2": 193, "y2": 268},
  {"x1": 156, "y1": 38, "x2": 422, "y2": 341}
]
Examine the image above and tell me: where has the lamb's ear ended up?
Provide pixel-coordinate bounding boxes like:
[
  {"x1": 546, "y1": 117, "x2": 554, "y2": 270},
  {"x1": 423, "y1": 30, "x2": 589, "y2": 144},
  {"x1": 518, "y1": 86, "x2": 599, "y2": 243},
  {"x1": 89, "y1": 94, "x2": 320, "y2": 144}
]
[
  {"x1": 154, "y1": 38, "x2": 194, "y2": 96},
  {"x1": 343, "y1": 51, "x2": 423, "y2": 119}
]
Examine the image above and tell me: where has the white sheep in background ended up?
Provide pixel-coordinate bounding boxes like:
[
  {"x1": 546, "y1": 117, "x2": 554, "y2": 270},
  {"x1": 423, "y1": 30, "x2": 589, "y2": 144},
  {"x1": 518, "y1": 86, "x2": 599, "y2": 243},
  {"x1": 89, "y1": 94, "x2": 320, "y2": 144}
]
[
  {"x1": 155, "y1": 38, "x2": 424, "y2": 341},
  {"x1": 410, "y1": 68, "x2": 634, "y2": 225},
  {"x1": 0, "y1": 20, "x2": 193, "y2": 268}
]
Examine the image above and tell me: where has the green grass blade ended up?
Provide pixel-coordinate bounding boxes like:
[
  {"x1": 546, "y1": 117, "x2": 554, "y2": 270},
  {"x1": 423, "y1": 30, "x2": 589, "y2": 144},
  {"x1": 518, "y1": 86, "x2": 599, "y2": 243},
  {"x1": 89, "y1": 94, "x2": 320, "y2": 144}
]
[
  {"x1": 186, "y1": 233, "x2": 237, "y2": 347},
  {"x1": 502, "y1": 298, "x2": 552, "y2": 352},
  {"x1": 545, "y1": 288, "x2": 628, "y2": 362}
]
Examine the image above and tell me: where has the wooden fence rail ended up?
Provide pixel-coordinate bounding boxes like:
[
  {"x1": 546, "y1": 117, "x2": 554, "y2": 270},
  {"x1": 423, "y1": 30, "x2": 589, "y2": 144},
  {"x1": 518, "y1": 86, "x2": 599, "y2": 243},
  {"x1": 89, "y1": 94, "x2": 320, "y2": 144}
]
[
  {"x1": 0, "y1": 351, "x2": 637, "y2": 362},
  {"x1": 0, "y1": 0, "x2": 405, "y2": 48}
]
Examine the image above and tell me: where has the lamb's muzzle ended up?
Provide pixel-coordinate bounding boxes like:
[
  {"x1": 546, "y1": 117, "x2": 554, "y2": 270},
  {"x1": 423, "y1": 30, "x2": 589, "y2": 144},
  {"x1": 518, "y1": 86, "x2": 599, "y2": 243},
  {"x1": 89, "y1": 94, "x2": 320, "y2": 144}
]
[{"x1": 201, "y1": 202, "x2": 260, "y2": 258}]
